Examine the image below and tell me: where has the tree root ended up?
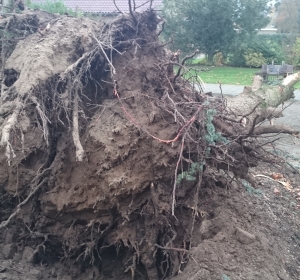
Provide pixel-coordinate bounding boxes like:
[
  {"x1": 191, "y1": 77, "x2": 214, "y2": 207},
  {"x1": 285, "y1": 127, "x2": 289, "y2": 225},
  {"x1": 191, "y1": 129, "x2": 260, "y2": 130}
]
[
  {"x1": 0, "y1": 167, "x2": 50, "y2": 229},
  {"x1": 0, "y1": 100, "x2": 22, "y2": 165},
  {"x1": 31, "y1": 96, "x2": 50, "y2": 146},
  {"x1": 72, "y1": 90, "x2": 85, "y2": 161}
]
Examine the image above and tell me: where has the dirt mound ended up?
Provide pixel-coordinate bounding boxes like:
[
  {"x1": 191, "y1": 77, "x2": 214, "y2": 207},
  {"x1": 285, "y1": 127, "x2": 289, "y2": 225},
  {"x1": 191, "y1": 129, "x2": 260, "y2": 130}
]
[{"x1": 0, "y1": 8, "x2": 299, "y2": 280}]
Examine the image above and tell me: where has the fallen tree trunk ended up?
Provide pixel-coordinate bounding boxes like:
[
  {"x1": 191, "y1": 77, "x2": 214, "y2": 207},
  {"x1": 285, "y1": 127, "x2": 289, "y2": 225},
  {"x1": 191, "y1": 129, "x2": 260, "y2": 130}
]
[
  {"x1": 216, "y1": 74, "x2": 299, "y2": 136},
  {"x1": 226, "y1": 75, "x2": 294, "y2": 120}
]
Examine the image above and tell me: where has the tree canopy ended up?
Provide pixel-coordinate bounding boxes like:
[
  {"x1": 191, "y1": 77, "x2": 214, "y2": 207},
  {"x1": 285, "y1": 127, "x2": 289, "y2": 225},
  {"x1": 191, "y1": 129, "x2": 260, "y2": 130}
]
[{"x1": 162, "y1": 0, "x2": 270, "y2": 63}]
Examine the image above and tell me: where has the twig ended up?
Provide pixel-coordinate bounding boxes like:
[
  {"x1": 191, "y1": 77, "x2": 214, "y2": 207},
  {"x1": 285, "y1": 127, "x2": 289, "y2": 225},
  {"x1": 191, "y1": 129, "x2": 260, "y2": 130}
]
[
  {"x1": 154, "y1": 244, "x2": 189, "y2": 253},
  {"x1": 91, "y1": 33, "x2": 116, "y2": 75},
  {"x1": 150, "y1": 0, "x2": 154, "y2": 9},
  {"x1": 174, "y1": 49, "x2": 199, "y2": 83},
  {"x1": 254, "y1": 174, "x2": 292, "y2": 188},
  {"x1": 240, "y1": 101, "x2": 262, "y2": 121},
  {"x1": 157, "y1": 21, "x2": 165, "y2": 36},
  {"x1": 128, "y1": 0, "x2": 137, "y2": 25},
  {"x1": 243, "y1": 115, "x2": 259, "y2": 139},
  {"x1": 113, "y1": 0, "x2": 123, "y2": 14},
  {"x1": 219, "y1": 83, "x2": 224, "y2": 102}
]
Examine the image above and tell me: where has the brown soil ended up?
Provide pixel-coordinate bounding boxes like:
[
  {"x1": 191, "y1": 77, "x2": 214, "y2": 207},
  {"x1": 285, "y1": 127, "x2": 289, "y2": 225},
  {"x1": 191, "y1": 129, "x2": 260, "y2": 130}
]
[{"x1": 0, "y1": 8, "x2": 299, "y2": 280}]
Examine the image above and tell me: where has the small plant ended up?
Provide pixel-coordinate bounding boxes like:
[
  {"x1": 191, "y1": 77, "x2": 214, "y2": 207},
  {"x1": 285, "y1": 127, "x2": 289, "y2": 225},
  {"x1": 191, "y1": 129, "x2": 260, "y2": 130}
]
[
  {"x1": 205, "y1": 109, "x2": 228, "y2": 145},
  {"x1": 26, "y1": 0, "x2": 83, "y2": 17},
  {"x1": 177, "y1": 162, "x2": 205, "y2": 184},
  {"x1": 176, "y1": 108, "x2": 228, "y2": 185}
]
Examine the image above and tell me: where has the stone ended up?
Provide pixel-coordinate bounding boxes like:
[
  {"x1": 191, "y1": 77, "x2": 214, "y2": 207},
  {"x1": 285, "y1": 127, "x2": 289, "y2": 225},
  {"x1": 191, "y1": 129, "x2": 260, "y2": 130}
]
[
  {"x1": 30, "y1": 268, "x2": 42, "y2": 278},
  {"x1": 236, "y1": 227, "x2": 256, "y2": 244},
  {"x1": 199, "y1": 220, "x2": 212, "y2": 239},
  {"x1": 0, "y1": 273, "x2": 8, "y2": 279},
  {"x1": 21, "y1": 246, "x2": 34, "y2": 263},
  {"x1": 3, "y1": 243, "x2": 17, "y2": 259}
]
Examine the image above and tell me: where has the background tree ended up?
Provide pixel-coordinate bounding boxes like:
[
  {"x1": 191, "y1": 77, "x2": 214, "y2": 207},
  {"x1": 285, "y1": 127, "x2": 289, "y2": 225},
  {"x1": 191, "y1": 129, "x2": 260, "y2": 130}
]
[
  {"x1": 274, "y1": 0, "x2": 300, "y2": 64},
  {"x1": 276, "y1": 0, "x2": 300, "y2": 34},
  {"x1": 162, "y1": 0, "x2": 270, "y2": 63}
]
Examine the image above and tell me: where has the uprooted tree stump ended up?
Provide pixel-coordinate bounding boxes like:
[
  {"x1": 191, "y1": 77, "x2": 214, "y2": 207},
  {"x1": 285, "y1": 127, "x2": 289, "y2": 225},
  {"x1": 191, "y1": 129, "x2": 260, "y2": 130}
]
[{"x1": 0, "y1": 8, "x2": 299, "y2": 280}]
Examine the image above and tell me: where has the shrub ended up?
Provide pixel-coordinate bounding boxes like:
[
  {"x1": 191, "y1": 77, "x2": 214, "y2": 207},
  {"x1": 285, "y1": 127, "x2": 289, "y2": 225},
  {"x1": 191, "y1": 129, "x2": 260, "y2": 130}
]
[
  {"x1": 244, "y1": 50, "x2": 266, "y2": 68},
  {"x1": 249, "y1": 35, "x2": 285, "y2": 64},
  {"x1": 213, "y1": 52, "x2": 224, "y2": 66}
]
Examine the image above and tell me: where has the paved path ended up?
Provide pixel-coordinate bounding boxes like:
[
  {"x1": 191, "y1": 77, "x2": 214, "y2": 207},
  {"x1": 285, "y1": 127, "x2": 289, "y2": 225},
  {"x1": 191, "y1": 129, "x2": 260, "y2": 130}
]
[{"x1": 204, "y1": 83, "x2": 300, "y2": 101}]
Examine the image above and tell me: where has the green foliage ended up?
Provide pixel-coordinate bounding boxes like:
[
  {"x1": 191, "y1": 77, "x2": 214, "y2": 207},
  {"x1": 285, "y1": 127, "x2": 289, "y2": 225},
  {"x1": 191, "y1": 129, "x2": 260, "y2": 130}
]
[
  {"x1": 227, "y1": 34, "x2": 286, "y2": 67},
  {"x1": 26, "y1": 0, "x2": 83, "y2": 16},
  {"x1": 176, "y1": 108, "x2": 228, "y2": 185},
  {"x1": 205, "y1": 109, "x2": 229, "y2": 145},
  {"x1": 163, "y1": 0, "x2": 270, "y2": 62},
  {"x1": 244, "y1": 50, "x2": 266, "y2": 68},
  {"x1": 177, "y1": 162, "x2": 204, "y2": 184},
  {"x1": 176, "y1": 107, "x2": 228, "y2": 185},
  {"x1": 249, "y1": 35, "x2": 285, "y2": 64}
]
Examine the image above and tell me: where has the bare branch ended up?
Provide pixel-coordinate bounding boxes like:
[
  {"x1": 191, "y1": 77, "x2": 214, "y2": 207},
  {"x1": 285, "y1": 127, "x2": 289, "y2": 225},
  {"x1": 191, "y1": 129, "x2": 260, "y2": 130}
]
[
  {"x1": 113, "y1": 0, "x2": 123, "y2": 14},
  {"x1": 157, "y1": 20, "x2": 165, "y2": 36},
  {"x1": 174, "y1": 49, "x2": 199, "y2": 83},
  {"x1": 128, "y1": 0, "x2": 137, "y2": 25}
]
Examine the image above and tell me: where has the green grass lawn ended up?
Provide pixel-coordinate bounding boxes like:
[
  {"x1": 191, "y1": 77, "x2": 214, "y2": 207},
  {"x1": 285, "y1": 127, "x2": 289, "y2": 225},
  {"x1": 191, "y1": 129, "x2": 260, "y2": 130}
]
[
  {"x1": 191, "y1": 66, "x2": 258, "y2": 85},
  {"x1": 187, "y1": 66, "x2": 300, "y2": 89}
]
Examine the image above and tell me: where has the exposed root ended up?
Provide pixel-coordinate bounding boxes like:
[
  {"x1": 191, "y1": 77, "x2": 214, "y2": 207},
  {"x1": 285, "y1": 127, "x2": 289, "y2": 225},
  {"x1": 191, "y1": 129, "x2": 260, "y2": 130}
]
[
  {"x1": 0, "y1": 168, "x2": 50, "y2": 229},
  {"x1": 31, "y1": 96, "x2": 50, "y2": 146},
  {"x1": 0, "y1": 99, "x2": 22, "y2": 165},
  {"x1": 72, "y1": 90, "x2": 84, "y2": 161}
]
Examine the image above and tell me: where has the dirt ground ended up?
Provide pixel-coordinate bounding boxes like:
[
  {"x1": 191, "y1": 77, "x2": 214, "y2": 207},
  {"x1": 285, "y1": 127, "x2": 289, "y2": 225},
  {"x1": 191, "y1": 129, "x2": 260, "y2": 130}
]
[
  {"x1": 0, "y1": 9, "x2": 300, "y2": 280},
  {"x1": 1, "y1": 159, "x2": 300, "y2": 280}
]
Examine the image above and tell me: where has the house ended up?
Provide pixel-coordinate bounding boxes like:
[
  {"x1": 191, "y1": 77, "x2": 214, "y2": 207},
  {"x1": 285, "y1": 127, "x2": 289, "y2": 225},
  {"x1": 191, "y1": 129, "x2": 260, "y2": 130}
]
[{"x1": 30, "y1": 0, "x2": 163, "y2": 17}]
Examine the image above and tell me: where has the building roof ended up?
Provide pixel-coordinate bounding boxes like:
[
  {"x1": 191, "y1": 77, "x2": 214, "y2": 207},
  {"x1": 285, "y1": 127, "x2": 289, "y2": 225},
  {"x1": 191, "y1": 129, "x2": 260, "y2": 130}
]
[{"x1": 31, "y1": 0, "x2": 163, "y2": 14}]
